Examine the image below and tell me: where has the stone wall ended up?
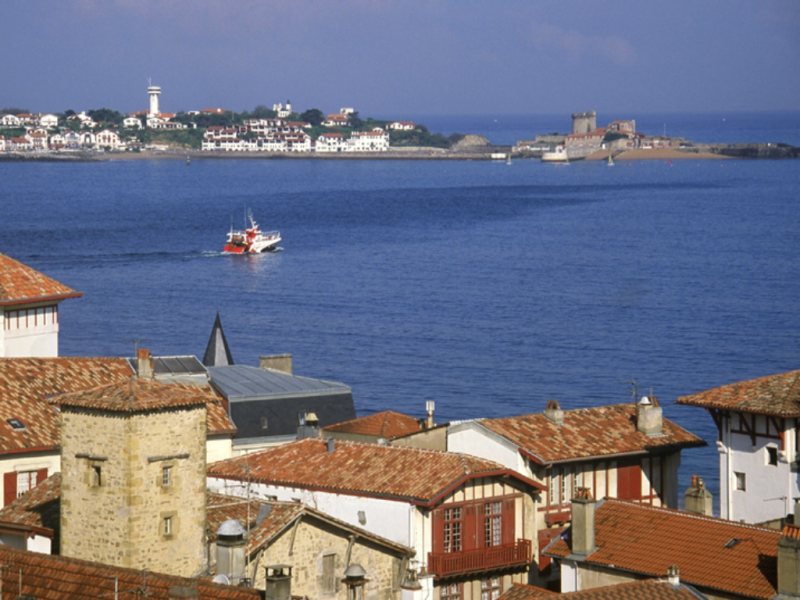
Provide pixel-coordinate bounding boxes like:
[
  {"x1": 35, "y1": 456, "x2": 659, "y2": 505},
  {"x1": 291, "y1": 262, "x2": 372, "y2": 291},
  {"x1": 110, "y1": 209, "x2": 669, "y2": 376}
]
[{"x1": 60, "y1": 405, "x2": 207, "y2": 577}]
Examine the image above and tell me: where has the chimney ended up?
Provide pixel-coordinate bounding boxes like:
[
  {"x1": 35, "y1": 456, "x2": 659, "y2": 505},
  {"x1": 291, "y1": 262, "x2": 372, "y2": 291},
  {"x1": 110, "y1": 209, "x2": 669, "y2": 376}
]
[
  {"x1": 297, "y1": 411, "x2": 320, "y2": 440},
  {"x1": 259, "y1": 353, "x2": 293, "y2": 374},
  {"x1": 265, "y1": 565, "x2": 292, "y2": 600},
  {"x1": 216, "y1": 519, "x2": 246, "y2": 585},
  {"x1": 327, "y1": 438, "x2": 335, "y2": 453},
  {"x1": 570, "y1": 487, "x2": 596, "y2": 556},
  {"x1": 425, "y1": 400, "x2": 435, "y2": 429},
  {"x1": 778, "y1": 524, "x2": 800, "y2": 597},
  {"x1": 544, "y1": 399, "x2": 564, "y2": 426},
  {"x1": 666, "y1": 564, "x2": 680, "y2": 587},
  {"x1": 684, "y1": 475, "x2": 713, "y2": 516},
  {"x1": 137, "y1": 347, "x2": 154, "y2": 379},
  {"x1": 794, "y1": 498, "x2": 800, "y2": 525},
  {"x1": 636, "y1": 395, "x2": 663, "y2": 436}
]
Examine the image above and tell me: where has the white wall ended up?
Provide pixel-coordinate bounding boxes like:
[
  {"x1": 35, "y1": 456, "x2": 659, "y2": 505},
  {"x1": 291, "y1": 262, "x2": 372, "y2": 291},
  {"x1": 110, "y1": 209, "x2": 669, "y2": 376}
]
[
  {"x1": 0, "y1": 305, "x2": 60, "y2": 357},
  {"x1": 0, "y1": 452, "x2": 60, "y2": 508},
  {"x1": 448, "y1": 424, "x2": 529, "y2": 475}
]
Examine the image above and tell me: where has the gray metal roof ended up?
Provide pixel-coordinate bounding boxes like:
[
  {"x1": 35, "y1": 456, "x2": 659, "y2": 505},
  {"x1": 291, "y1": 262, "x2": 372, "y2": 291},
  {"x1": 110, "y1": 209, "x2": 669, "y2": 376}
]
[
  {"x1": 126, "y1": 355, "x2": 207, "y2": 376},
  {"x1": 208, "y1": 365, "x2": 351, "y2": 401}
]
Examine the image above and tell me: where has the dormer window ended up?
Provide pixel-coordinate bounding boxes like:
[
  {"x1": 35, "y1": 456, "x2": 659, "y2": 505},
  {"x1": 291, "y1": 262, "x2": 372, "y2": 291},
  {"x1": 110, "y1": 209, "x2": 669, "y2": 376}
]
[{"x1": 7, "y1": 418, "x2": 25, "y2": 430}]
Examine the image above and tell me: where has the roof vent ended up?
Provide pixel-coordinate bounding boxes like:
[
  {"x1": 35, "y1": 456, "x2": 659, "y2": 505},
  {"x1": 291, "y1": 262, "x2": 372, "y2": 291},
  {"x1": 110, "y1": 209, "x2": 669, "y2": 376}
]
[
  {"x1": 256, "y1": 504, "x2": 273, "y2": 526},
  {"x1": 327, "y1": 438, "x2": 335, "y2": 453},
  {"x1": 544, "y1": 399, "x2": 564, "y2": 425}
]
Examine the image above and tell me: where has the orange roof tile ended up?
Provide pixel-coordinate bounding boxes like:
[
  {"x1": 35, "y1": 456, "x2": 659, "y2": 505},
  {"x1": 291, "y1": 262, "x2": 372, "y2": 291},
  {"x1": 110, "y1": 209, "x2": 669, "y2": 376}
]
[
  {"x1": 0, "y1": 253, "x2": 82, "y2": 307},
  {"x1": 323, "y1": 410, "x2": 422, "y2": 439},
  {"x1": 545, "y1": 499, "x2": 780, "y2": 599},
  {"x1": 678, "y1": 370, "x2": 800, "y2": 417},
  {"x1": 500, "y1": 580, "x2": 699, "y2": 600},
  {"x1": 480, "y1": 404, "x2": 704, "y2": 464},
  {"x1": 0, "y1": 544, "x2": 260, "y2": 599},
  {"x1": 51, "y1": 378, "x2": 212, "y2": 414},
  {"x1": 0, "y1": 472, "x2": 60, "y2": 534},
  {"x1": 208, "y1": 438, "x2": 543, "y2": 506}
]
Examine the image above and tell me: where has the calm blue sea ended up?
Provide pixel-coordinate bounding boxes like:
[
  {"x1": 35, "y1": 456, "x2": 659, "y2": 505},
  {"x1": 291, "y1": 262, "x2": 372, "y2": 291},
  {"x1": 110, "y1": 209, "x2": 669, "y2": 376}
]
[{"x1": 2, "y1": 111, "x2": 799, "y2": 506}]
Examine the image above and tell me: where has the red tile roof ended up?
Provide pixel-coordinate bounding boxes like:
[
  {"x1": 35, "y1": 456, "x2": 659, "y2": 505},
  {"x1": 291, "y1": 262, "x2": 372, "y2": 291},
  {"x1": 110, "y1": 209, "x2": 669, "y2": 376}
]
[
  {"x1": 323, "y1": 410, "x2": 422, "y2": 439},
  {"x1": 479, "y1": 403, "x2": 704, "y2": 464},
  {"x1": 208, "y1": 438, "x2": 543, "y2": 506},
  {"x1": 500, "y1": 580, "x2": 699, "y2": 600},
  {"x1": 51, "y1": 378, "x2": 213, "y2": 414},
  {"x1": 0, "y1": 544, "x2": 260, "y2": 599},
  {"x1": 0, "y1": 358, "x2": 234, "y2": 453},
  {"x1": 545, "y1": 499, "x2": 780, "y2": 599},
  {"x1": 677, "y1": 370, "x2": 800, "y2": 417},
  {"x1": 0, "y1": 253, "x2": 82, "y2": 306},
  {"x1": 0, "y1": 472, "x2": 60, "y2": 535}
]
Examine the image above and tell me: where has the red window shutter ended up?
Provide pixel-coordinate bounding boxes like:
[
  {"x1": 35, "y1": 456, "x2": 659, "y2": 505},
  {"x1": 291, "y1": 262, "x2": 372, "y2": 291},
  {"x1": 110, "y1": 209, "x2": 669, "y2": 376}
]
[
  {"x1": 36, "y1": 468, "x2": 48, "y2": 488},
  {"x1": 502, "y1": 498, "x2": 515, "y2": 544},
  {"x1": 3, "y1": 472, "x2": 16, "y2": 506},
  {"x1": 463, "y1": 503, "x2": 478, "y2": 550},
  {"x1": 432, "y1": 508, "x2": 444, "y2": 554},
  {"x1": 617, "y1": 461, "x2": 642, "y2": 500}
]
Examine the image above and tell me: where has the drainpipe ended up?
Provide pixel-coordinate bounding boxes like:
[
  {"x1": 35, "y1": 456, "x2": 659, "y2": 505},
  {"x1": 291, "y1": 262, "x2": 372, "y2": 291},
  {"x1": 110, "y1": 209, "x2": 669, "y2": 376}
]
[{"x1": 724, "y1": 413, "x2": 733, "y2": 519}]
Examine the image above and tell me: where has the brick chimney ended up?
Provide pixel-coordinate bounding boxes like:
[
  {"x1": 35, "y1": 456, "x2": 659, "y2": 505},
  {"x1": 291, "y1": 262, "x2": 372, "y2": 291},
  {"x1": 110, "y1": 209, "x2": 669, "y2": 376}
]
[
  {"x1": 545, "y1": 399, "x2": 564, "y2": 426},
  {"x1": 778, "y1": 524, "x2": 800, "y2": 597},
  {"x1": 259, "y1": 353, "x2": 292, "y2": 374},
  {"x1": 636, "y1": 395, "x2": 662, "y2": 436},
  {"x1": 570, "y1": 487, "x2": 596, "y2": 556},
  {"x1": 684, "y1": 475, "x2": 713, "y2": 516},
  {"x1": 137, "y1": 347, "x2": 154, "y2": 379}
]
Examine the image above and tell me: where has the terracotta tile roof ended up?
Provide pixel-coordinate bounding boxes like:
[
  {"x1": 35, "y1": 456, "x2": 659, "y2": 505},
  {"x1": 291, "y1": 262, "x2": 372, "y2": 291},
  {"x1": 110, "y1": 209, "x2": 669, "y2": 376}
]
[
  {"x1": 0, "y1": 253, "x2": 82, "y2": 306},
  {"x1": 0, "y1": 357, "x2": 133, "y2": 452},
  {"x1": 0, "y1": 358, "x2": 234, "y2": 453},
  {"x1": 677, "y1": 370, "x2": 800, "y2": 417},
  {"x1": 0, "y1": 472, "x2": 60, "y2": 534},
  {"x1": 207, "y1": 492, "x2": 412, "y2": 556},
  {"x1": 0, "y1": 544, "x2": 260, "y2": 599},
  {"x1": 479, "y1": 404, "x2": 704, "y2": 464},
  {"x1": 208, "y1": 438, "x2": 543, "y2": 505},
  {"x1": 51, "y1": 378, "x2": 213, "y2": 414},
  {"x1": 500, "y1": 580, "x2": 699, "y2": 599},
  {"x1": 545, "y1": 499, "x2": 780, "y2": 599},
  {"x1": 323, "y1": 410, "x2": 423, "y2": 439}
]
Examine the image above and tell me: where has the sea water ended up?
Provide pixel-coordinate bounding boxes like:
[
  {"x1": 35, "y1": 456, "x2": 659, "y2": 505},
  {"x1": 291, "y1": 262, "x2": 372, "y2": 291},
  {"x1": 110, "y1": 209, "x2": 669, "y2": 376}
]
[{"x1": 1, "y1": 112, "x2": 799, "y2": 503}]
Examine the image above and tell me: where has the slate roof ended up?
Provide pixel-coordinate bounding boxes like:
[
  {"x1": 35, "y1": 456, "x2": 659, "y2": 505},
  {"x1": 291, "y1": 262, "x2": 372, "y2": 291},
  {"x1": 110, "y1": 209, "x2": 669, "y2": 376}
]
[
  {"x1": 323, "y1": 410, "x2": 423, "y2": 439},
  {"x1": 208, "y1": 438, "x2": 543, "y2": 506},
  {"x1": 51, "y1": 378, "x2": 214, "y2": 414},
  {"x1": 544, "y1": 499, "x2": 780, "y2": 599},
  {"x1": 0, "y1": 544, "x2": 260, "y2": 599},
  {"x1": 0, "y1": 472, "x2": 60, "y2": 535},
  {"x1": 0, "y1": 358, "x2": 235, "y2": 454},
  {"x1": 202, "y1": 312, "x2": 234, "y2": 367},
  {"x1": 677, "y1": 369, "x2": 800, "y2": 417},
  {"x1": 499, "y1": 580, "x2": 700, "y2": 600},
  {"x1": 478, "y1": 403, "x2": 704, "y2": 465},
  {"x1": 0, "y1": 253, "x2": 82, "y2": 307},
  {"x1": 206, "y1": 492, "x2": 412, "y2": 557}
]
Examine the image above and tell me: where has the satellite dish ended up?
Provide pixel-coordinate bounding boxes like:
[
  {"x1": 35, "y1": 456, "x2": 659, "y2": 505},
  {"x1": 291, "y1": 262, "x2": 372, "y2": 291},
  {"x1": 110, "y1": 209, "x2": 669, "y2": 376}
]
[{"x1": 212, "y1": 574, "x2": 230, "y2": 585}]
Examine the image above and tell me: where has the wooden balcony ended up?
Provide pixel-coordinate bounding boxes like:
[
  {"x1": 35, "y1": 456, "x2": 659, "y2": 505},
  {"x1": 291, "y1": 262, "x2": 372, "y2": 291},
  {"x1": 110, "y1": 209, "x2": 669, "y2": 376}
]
[{"x1": 427, "y1": 539, "x2": 532, "y2": 578}]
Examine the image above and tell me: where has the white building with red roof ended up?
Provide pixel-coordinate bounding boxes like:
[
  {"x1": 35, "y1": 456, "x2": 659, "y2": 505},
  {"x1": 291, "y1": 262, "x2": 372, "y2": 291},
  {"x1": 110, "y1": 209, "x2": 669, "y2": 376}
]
[
  {"x1": 208, "y1": 438, "x2": 544, "y2": 600},
  {"x1": 678, "y1": 369, "x2": 800, "y2": 526},
  {"x1": 348, "y1": 128, "x2": 390, "y2": 152},
  {"x1": 0, "y1": 253, "x2": 82, "y2": 357}
]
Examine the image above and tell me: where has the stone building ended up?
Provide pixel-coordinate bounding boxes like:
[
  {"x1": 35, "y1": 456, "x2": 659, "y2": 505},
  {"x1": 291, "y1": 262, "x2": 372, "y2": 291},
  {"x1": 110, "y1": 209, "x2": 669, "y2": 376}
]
[
  {"x1": 571, "y1": 111, "x2": 597, "y2": 135},
  {"x1": 55, "y1": 377, "x2": 211, "y2": 577}
]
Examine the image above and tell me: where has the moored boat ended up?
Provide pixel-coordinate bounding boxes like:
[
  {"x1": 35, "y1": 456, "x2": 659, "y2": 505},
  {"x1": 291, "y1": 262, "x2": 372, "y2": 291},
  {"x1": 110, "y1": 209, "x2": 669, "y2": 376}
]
[
  {"x1": 223, "y1": 212, "x2": 281, "y2": 254},
  {"x1": 541, "y1": 145, "x2": 569, "y2": 163}
]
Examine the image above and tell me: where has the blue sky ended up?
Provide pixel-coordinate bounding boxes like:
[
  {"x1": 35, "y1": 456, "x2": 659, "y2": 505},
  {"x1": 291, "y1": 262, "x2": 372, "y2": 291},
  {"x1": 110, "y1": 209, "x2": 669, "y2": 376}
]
[{"x1": 2, "y1": 0, "x2": 798, "y2": 116}]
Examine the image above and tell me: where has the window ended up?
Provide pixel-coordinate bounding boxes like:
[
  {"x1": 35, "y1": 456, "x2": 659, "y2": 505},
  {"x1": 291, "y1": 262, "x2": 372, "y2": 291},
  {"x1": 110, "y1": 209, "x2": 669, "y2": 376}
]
[
  {"x1": 162, "y1": 466, "x2": 172, "y2": 487},
  {"x1": 549, "y1": 468, "x2": 559, "y2": 506},
  {"x1": 163, "y1": 516, "x2": 173, "y2": 536},
  {"x1": 322, "y1": 553, "x2": 337, "y2": 594},
  {"x1": 484, "y1": 501, "x2": 502, "y2": 547},
  {"x1": 560, "y1": 466, "x2": 572, "y2": 504},
  {"x1": 441, "y1": 583, "x2": 462, "y2": 600},
  {"x1": 16, "y1": 471, "x2": 37, "y2": 498},
  {"x1": 7, "y1": 418, "x2": 25, "y2": 431},
  {"x1": 480, "y1": 577, "x2": 501, "y2": 600},
  {"x1": 735, "y1": 471, "x2": 746, "y2": 491},
  {"x1": 767, "y1": 446, "x2": 779, "y2": 466},
  {"x1": 91, "y1": 465, "x2": 102, "y2": 487},
  {"x1": 443, "y1": 507, "x2": 462, "y2": 553}
]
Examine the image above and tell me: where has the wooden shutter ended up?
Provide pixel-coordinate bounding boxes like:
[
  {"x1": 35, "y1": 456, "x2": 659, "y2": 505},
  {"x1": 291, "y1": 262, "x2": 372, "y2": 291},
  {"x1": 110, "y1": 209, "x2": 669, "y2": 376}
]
[
  {"x1": 502, "y1": 498, "x2": 515, "y2": 544},
  {"x1": 36, "y1": 468, "x2": 48, "y2": 488},
  {"x1": 3, "y1": 472, "x2": 16, "y2": 506},
  {"x1": 432, "y1": 508, "x2": 444, "y2": 554},
  {"x1": 617, "y1": 461, "x2": 642, "y2": 500},
  {"x1": 463, "y1": 503, "x2": 478, "y2": 551}
]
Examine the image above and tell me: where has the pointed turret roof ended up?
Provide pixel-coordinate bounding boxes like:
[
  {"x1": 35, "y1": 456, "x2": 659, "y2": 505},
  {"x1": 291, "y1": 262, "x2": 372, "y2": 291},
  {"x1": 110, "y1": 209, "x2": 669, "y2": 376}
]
[{"x1": 202, "y1": 312, "x2": 234, "y2": 367}]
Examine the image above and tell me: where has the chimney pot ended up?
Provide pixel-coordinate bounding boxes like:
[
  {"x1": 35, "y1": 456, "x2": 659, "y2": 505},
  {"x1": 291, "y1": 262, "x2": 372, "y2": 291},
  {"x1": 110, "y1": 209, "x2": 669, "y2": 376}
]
[
  {"x1": 667, "y1": 564, "x2": 680, "y2": 586},
  {"x1": 137, "y1": 347, "x2": 154, "y2": 379},
  {"x1": 684, "y1": 473, "x2": 713, "y2": 516},
  {"x1": 636, "y1": 394, "x2": 662, "y2": 436},
  {"x1": 545, "y1": 399, "x2": 564, "y2": 426},
  {"x1": 570, "y1": 487, "x2": 596, "y2": 556},
  {"x1": 425, "y1": 400, "x2": 435, "y2": 429}
]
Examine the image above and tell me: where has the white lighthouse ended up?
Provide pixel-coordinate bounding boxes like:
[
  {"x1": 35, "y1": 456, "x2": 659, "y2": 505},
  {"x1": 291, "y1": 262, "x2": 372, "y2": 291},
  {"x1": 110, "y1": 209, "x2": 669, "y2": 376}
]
[{"x1": 147, "y1": 82, "x2": 161, "y2": 116}]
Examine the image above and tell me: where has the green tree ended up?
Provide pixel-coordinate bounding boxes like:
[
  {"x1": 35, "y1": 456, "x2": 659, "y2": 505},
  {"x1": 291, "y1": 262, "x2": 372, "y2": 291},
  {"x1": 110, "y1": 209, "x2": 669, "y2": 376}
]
[
  {"x1": 87, "y1": 108, "x2": 124, "y2": 126},
  {"x1": 300, "y1": 109, "x2": 324, "y2": 126}
]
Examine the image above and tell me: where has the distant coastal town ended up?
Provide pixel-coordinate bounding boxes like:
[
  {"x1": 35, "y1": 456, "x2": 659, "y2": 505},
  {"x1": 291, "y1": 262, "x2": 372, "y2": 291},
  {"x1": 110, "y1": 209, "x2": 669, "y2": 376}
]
[{"x1": 1, "y1": 82, "x2": 798, "y2": 161}]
